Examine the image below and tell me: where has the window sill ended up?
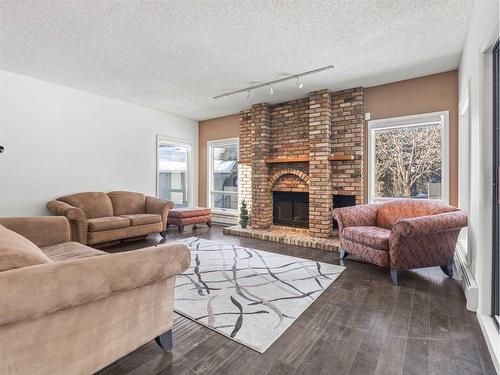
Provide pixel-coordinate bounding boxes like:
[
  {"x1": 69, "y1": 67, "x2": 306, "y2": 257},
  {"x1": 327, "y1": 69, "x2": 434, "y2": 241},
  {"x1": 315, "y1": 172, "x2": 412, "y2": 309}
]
[{"x1": 211, "y1": 209, "x2": 238, "y2": 217}]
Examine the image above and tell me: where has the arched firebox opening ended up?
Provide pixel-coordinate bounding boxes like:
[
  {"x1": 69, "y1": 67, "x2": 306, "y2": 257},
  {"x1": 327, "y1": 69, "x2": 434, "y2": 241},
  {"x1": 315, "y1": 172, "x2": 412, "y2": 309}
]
[{"x1": 270, "y1": 169, "x2": 309, "y2": 229}]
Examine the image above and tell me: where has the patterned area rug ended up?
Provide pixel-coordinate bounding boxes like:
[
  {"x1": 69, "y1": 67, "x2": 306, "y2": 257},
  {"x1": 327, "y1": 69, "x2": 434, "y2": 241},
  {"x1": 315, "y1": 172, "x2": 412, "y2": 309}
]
[{"x1": 173, "y1": 237, "x2": 345, "y2": 353}]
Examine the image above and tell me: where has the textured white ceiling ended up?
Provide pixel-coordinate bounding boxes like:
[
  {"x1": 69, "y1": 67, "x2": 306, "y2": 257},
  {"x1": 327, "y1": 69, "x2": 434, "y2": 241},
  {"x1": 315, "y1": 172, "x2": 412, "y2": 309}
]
[{"x1": 0, "y1": 1, "x2": 473, "y2": 120}]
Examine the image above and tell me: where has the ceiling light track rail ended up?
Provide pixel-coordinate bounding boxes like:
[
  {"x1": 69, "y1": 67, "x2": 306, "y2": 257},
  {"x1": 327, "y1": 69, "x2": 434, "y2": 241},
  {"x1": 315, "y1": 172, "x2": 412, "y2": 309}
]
[{"x1": 213, "y1": 65, "x2": 334, "y2": 99}]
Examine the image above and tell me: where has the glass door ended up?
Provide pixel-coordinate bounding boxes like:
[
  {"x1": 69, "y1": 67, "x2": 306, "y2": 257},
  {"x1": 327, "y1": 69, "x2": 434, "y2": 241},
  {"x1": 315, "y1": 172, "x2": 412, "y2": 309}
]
[
  {"x1": 493, "y1": 40, "x2": 499, "y2": 328},
  {"x1": 207, "y1": 139, "x2": 238, "y2": 214}
]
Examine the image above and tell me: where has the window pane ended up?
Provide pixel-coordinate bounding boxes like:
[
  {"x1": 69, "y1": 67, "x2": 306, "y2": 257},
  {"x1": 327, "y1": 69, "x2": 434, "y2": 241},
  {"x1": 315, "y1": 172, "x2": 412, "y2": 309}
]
[
  {"x1": 212, "y1": 144, "x2": 238, "y2": 193},
  {"x1": 374, "y1": 123, "x2": 442, "y2": 200},
  {"x1": 209, "y1": 141, "x2": 238, "y2": 212},
  {"x1": 211, "y1": 192, "x2": 238, "y2": 210},
  {"x1": 158, "y1": 143, "x2": 189, "y2": 208}
]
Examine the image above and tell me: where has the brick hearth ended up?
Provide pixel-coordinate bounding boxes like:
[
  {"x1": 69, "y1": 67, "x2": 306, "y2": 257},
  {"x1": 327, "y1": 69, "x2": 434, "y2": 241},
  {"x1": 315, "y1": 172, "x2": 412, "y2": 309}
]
[
  {"x1": 236, "y1": 87, "x2": 365, "y2": 243},
  {"x1": 223, "y1": 226, "x2": 340, "y2": 252}
]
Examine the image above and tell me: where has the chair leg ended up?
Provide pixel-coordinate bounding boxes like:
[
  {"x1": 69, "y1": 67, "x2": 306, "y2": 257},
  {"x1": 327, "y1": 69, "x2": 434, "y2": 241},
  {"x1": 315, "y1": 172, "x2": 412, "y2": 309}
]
[
  {"x1": 339, "y1": 248, "x2": 349, "y2": 259},
  {"x1": 178, "y1": 225, "x2": 184, "y2": 233},
  {"x1": 390, "y1": 269, "x2": 398, "y2": 285},
  {"x1": 160, "y1": 230, "x2": 167, "y2": 239},
  {"x1": 440, "y1": 263, "x2": 453, "y2": 277},
  {"x1": 155, "y1": 329, "x2": 173, "y2": 352}
]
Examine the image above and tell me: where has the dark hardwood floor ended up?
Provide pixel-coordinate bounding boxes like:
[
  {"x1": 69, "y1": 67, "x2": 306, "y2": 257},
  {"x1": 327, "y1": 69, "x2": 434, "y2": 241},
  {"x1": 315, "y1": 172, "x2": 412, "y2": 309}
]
[{"x1": 96, "y1": 225, "x2": 496, "y2": 375}]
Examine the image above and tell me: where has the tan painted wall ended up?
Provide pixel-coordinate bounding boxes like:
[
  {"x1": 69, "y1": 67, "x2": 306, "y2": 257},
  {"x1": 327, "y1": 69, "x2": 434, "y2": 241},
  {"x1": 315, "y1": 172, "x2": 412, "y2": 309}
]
[
  {"x1": 198, "y1": 114, "x2": 240, "y2": 207},
  {"x1": 364, "y1": 70, "x2": 458, "y2": 206},
  {"x1": 198, "y1": 71, "x2": 459, "y2": 207}
]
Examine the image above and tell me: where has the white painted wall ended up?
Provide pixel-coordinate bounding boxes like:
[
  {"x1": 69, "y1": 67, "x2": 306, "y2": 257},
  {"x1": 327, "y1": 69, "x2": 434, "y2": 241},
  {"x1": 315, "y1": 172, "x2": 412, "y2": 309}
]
[
  {"x1": 458, "y1": 0, "x2": 499, "y2": 371},
  {"x1": 0, "y1": 70, "x2": 199, "y2": 216}
]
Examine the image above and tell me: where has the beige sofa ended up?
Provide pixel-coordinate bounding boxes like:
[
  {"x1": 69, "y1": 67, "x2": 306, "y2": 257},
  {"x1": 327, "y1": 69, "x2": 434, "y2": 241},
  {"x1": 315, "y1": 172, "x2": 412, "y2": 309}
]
[
  {"x1": 0, "y1": 216, "x2": 190, "y2": 375},
  {"x1": 47, "y1": 191, "x2": 174, "y2": 245}
]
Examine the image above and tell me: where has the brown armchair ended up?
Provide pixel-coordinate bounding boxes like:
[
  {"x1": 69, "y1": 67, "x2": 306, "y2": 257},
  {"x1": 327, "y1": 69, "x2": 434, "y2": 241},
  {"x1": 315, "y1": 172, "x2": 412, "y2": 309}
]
[
  {"x1": 333, "y1": 200, "x2": 467, "y2": 284},
  {"x1": 48, "y1": 191, "x2": 174, "y2": 245}
]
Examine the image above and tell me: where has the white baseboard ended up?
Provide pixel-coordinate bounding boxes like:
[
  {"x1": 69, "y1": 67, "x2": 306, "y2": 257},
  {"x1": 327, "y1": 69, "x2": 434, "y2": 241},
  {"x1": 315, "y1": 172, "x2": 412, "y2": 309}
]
[
  {"x1": 477, "y1": 313, "x2": 500, "y2": 374},
  {"x1": 454, "y1": 242, "x2": 478, "y2": 311}
]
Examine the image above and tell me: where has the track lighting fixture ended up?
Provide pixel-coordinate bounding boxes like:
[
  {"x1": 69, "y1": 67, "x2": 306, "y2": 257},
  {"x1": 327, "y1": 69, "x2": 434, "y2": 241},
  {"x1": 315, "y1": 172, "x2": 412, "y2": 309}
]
[{"x1": 213, "y1": 65, "x2": 334, "y2": 100}]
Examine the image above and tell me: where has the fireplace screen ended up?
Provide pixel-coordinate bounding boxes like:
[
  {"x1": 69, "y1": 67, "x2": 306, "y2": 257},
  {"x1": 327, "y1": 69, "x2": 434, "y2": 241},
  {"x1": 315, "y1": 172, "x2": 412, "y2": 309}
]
[{"x1": 273, "y1": 192, "x2": 309, "y2": 228}]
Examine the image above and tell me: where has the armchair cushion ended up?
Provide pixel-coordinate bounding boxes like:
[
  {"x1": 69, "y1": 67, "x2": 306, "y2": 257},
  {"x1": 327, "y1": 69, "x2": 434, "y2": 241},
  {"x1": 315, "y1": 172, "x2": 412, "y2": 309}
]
[
  {"x1": 340, "y1": 238, "x2": 390, "y2": 268},
  {"x1": 109, "y1": 191, "x2": 146, "y2": 215},
  {"x1": 342, "y1": 226, "x2": 390, "y2": 251},
  {"x1": 0, "y1": 225, "x2": 52, "y2": 272},
  {"x1": 376, "y1": 199, "x2": 457, "y2": 230},
  {"x1": 58, "y1": 192, "x2": 114, "y2": 219},
  {"x1": 120, "y1": 214, "x2": 161, "y2": 227},
  {"x1": 87, "y1": 216, "x2": 130, "y2": 232}
]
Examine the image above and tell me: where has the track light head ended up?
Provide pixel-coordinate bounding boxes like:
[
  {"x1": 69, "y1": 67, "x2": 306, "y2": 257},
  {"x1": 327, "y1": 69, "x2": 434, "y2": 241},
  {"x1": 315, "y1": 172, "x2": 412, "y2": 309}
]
[
  {"x1": 296, "y1": 76, "x2": 304, "y2": 89},
  {"x1": 268, "y1": 84, "x2": 274, "y2": 96},
  {"x1": 246, "y1": 90, "x2": 251, "y2": 100}
]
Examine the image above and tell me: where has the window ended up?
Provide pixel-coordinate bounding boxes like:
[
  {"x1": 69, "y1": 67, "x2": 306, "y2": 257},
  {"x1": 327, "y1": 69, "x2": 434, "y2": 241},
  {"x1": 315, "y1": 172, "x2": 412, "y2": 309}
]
[
  {"x1": 368, "y1": 111, "x2": 449, "y2": 204},
  {"x1": 207, "y1": 139, "x2": 238, "y2": 214},
  {"x1": 157, "y1": 137, "x2": 191, "y2": 208}
]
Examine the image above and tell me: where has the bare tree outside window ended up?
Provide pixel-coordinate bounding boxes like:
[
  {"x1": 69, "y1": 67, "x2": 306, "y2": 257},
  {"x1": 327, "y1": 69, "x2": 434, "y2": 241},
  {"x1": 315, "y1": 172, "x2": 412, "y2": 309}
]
[{"x1": 374, "y1": 124, "x2": 442, "y2": 199}]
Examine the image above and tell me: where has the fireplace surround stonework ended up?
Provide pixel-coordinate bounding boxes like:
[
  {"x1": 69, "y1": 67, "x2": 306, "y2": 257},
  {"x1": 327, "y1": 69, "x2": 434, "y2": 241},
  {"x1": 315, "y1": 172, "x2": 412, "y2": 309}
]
[{"x1": 236, "y1": 87, "x2": 364, "y2": 239}]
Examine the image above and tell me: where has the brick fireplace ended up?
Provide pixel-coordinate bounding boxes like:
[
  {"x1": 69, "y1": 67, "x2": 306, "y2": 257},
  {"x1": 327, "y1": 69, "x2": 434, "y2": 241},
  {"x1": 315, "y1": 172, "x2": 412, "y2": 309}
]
[{"x1": 236, "y1": 88, "x2": 364, "y2": 239}]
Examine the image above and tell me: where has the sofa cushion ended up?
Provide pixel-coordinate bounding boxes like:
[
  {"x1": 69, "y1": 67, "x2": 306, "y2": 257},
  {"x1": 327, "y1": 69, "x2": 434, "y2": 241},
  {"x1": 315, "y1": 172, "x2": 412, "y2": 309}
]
[
  {"x1": 58, "y1": 192, "x2": 114, "y2": 219},
  {"x1": 377, "y1": 199, "x2": 458, "y2": 230},
  {"x1": 0, "y1": 225, "x2": 52, "y2": 272},
  {"x1": 120, "y1": 214, "x2": 161, "y2": 227},
  {"x1": 87, "y1": 216, "x2": 130, "y2": 232},
  {"x1": 41, "y1": 242, "x2": 106, "y2": 262},
  {"x1": 108, "y1": 191, "x2": 146, "y2": 216},
  {"x1": 342, "y1": 226, "x2": 391, "y2": 251}
]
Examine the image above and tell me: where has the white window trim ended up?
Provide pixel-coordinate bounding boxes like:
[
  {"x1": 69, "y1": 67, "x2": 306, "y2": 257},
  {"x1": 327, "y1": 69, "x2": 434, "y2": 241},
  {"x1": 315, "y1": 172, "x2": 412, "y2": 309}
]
[
  {"x1": 367, "y1": 111, "x2": 450, "y2": 204},
  {"x1": 156, "y1": 135, "x2": 193, "y2": 207},
  {"x1": 207, "y1": 138, "x2": 239, "y2": 216},
  {"x1": 458, "y1": 84, "x2": 471, "y2": 260}
]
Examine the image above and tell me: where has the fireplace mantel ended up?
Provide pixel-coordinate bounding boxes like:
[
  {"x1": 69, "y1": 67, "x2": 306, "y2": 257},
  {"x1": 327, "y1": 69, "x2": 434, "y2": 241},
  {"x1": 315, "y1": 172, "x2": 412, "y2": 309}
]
[{"x1": 264, "y1": 155, "x2": 354, "y2": 164}]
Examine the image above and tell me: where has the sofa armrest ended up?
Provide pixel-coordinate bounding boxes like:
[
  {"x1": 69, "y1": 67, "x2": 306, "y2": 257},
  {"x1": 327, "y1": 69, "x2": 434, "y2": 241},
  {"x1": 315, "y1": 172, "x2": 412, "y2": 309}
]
[
  {"x1": 391, "y1": 211, "x2": 468, "y2": 238},
  {"x1": 333, "y1": 203, "x2": 381, "y2": 233},
  {"x1": 47, "y1": 200, "x2": 88, "y2": 244},
  {"x1": 0, "y1": 243, "x2": 190, "y2": 327},
  {"x1": 0, "y1": 216, "x2": 70, "y2": 247},
  {"x1": 389, "y1": 211, "x2": 467, "y2": 270},
  {"x1": 146, "y1": 196, "x2": 175, "y2": 230}
]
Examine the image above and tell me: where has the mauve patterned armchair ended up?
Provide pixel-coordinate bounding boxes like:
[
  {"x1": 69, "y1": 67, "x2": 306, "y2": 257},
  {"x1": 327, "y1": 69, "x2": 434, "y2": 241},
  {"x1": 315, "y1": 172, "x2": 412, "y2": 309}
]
[{"x1": 333, "y1": 200, "x2": 468, "y2": 284}]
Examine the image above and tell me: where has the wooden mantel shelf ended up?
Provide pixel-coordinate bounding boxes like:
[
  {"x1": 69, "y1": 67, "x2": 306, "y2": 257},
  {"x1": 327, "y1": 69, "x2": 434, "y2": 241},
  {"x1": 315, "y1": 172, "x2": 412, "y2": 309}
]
[
  {"x1": 264, "y1": 155, "x2": 354, "y2": 164},
  {"x1": 265, "y1": 156, "x2": 310, "y2": 164}
]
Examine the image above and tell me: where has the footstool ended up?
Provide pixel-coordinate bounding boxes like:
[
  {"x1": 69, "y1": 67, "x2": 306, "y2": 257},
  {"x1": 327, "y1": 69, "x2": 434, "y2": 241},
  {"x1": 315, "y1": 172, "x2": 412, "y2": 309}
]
[{"x1": 167, "y1": 207, "x2": 212, "y2": 233}]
